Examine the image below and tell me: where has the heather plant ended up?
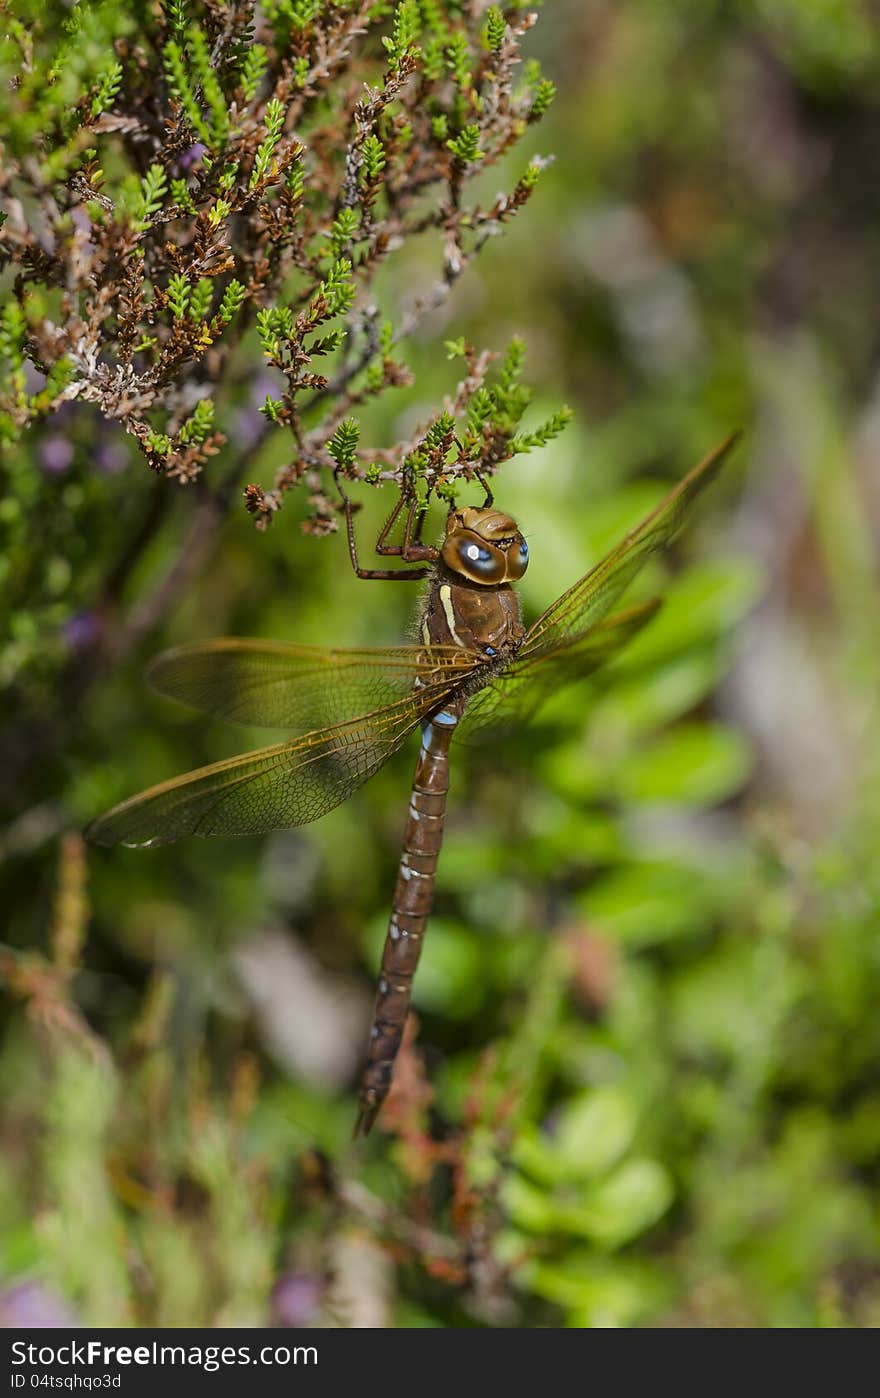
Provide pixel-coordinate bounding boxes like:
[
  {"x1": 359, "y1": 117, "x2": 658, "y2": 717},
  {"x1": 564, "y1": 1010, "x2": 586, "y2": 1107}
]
[{"x1": 0, "y1": 0, "x2": 562, "y2": 523}]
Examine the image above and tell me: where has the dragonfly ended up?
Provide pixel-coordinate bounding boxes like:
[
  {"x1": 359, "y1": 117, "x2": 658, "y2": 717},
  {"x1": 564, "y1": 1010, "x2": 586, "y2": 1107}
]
[{"x1": 87, "y1": 435, "x2": 736, "y2": 1135}]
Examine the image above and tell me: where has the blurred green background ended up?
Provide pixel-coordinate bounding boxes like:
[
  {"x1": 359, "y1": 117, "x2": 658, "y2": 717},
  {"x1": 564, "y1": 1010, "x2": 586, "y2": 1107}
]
[{"x1": 3, "y1": 0, "x2": 880, "y2": 1328}]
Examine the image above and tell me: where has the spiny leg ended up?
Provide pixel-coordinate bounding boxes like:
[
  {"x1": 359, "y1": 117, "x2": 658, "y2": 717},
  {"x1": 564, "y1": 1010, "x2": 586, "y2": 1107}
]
[
  {"x1": 375, "y1": 486, "x2": 435, "y2": 562},
  {"x1": 334, "y1": 469, "x2": 432, "y2": 581},
  {"x1": 332, "y1": 469, "x2": 436, "y2": 578}
]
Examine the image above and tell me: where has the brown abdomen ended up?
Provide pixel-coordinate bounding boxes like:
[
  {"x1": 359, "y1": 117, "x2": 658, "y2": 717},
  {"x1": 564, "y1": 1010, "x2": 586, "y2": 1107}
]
[{"x1": 354, "y1": 705, "x2": 459, "y2": 1136}]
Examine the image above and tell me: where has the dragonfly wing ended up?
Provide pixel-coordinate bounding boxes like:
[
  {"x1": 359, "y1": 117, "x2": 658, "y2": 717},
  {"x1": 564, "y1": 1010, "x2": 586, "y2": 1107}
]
[
  {"x1": 457, "y1": 599, "x2": 662, "y2": 743},
  {"x1": 520, "y1": 435, "x2": 737, "y2": 661},
  {"x1": 86, "y1": 687, "x2": 452, "y2": 848},
  {"x1": 148, "y1": 640, "x2": 475, "y2": 730}
]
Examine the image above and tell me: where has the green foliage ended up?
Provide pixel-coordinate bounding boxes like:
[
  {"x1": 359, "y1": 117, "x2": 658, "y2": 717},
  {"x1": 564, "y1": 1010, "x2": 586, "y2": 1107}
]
[
  {"x1": 383, "y1": 0, "x2": 421, "y2": 71},
  {"x1": 249, "y1": 96, "x2": 285, "y2": 188},
  {"x1": 330, "y1": 207, "x2": 360, "y2": 255},
  {"x1": 134, "y1": 163, "x2": 168, "y2": 230},
  {"x1": 256, "y1": 306, "x2": 287, "y2": 359},
  {"x1": 163, "y1": 0, "x2": 188, "y2": 39},
  {"x1": 0, "y1": 0, "x2": 556, "y2": 505},
  {"x1": 170, "y1": 177, "x2": 196, "y2": 213},
  {"x1": 42, "y1": 1052, "x2": 132, "y2": 1322},
  {"x1": 186, "y1": 22, "x2": 230, "y2": 146},
  {"x1": 447, "y1": 123, "x2": 482, "y2": 164},
  {"x1": 4, "y1": 0, "x2": 880, "y2": 1335},
  {"x1": 89, "y1": 60, "x2": 123, "y2": 120},
  {"x1": 0, "y1": 302, "x2": 26, "y2": 371},
  {"x1": 510, "y1": 406, "x2": 573, "y2": 454},
  {"x1": 167, "y1": 272, "x2": 191, "y2": 321},
  {"x1": 285, "y1": 152, "x2": 305, "y2": 197},
  {"x1": 162, "y1": 38, "x2": 211, "y2": 146},
  {"x1": 318, "y1": 258, "x2": 356, "y2": 319},
  {"x1": 216, "y1": 280, "x2": 246, "y2": 326},
  {"x1": 177, "y1": 398, "x2": 215, "y2": 445},
  {"x1": 484, "y1": 7, "x2": 505, "y2": 51},
  {"x1": 327, "y1": 417, "x2": 360, "y2": 469},
  {"x1": 360, "y1": 134, "x2": 387, "y2": 184},
  {"x1": 445, "y1": 30, "x2": 471, "y2": 88},
  {"x1": 189, "y1": 278, "x2": 214, "y2": 321},
  {"x1": 239, "y1": 43, "x2": 268, "y2": 103},
  {"x1": 517, "y1": 158, "x2": 545, "y2": 194},
  {"x1": 145, "y1": 429, "x2": 171, "y2": 456},
  {"x1": 529, "y1": 78, "x2": 556, "y2": 121}
]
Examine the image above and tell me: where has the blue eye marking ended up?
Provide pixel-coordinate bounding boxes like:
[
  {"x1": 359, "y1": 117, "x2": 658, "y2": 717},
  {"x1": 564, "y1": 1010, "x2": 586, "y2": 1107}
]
[
  {"x1": 459, "y1": 539, "x2": 497, "y2": 575},
  {"x1": 519, "y1": 540, "x2": 529, "y2": 560}
]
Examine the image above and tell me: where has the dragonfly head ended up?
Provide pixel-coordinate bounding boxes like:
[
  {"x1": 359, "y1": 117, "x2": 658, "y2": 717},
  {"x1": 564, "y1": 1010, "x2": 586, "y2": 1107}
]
[{"x1": 441, "y1": 506, "x2": 529, "y2": 585}]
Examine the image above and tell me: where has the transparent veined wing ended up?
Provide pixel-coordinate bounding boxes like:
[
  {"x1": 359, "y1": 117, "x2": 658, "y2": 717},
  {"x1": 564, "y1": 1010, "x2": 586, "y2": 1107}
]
[
  {"x1": 147, "y1": 640, "x2": 477, "y2": 731},
  {"x1": 456, "y1": 598, "x2": 661, "y2": 744},
  {"x1": 519, "y1": 435, "x2": 737, "y2": 662},
  {"x1": 86, "y1": 682, "x2": 464, "y2": 848}
]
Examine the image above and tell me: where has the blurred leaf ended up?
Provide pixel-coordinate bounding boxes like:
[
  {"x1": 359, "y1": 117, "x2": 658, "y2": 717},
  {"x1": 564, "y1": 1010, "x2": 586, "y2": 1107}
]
[
  {"x1": 513, "y1": 1085, "x2": 638, "y2": 1184},
  {"x1": 538, "y1": 740, "x2": 608, "y2": 804},
  {"x1": 670, "y1": 941, "x2": 806, "y2": 1063},
  {"x1": 524, "y1": 800, "x2": 624, "y2": 873},
  {"x1": 573, "y1": 1159, "x2": 674, "y2": 1247},
  {"x1": 505, "y1": 1157, "x2": 673, "y2": 1247},
  {"x1": 524, "y1": 1253, "x2": 671, "y2": 1327},
  {"x1": 611, "y1": 722, "x2": 752, "y2": 805},
  {"x1": 438, "y1": 831, "x2": 509, "y2": 888},
  {"x1": 578, "y1": 859, "x2": 723, "y2": 947},
  {"x1": 611, "y1": 558, "x2": 766, "y2": 671},
  {"x1": 590, "y1": 648, "x2": 725, "y2": 741}
]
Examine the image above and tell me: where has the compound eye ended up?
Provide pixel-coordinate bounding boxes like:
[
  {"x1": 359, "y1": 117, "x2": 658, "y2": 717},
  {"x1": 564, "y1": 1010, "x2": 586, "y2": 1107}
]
[
  {"x1": 506, "y1": 538, "x2": 529, "y2": 579},
  {"x1": 457, "y1": 538, "x2": 504, "y2": 581}
]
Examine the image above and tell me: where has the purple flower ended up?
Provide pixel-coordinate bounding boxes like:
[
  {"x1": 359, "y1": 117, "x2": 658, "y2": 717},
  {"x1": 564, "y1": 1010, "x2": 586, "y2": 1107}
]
[
  {"x1": 180, "y1": 143, "x2": 207, "y2": 172},
  {"x1": 248, "y1": 370, "x2": 281, "y2": 411},
  {"x1": 38, "y1": 434, "x2": 74, "y2": 476},
  {"x1": 63, "y1": 611, "x2": 103, "y2": 653},
  {"x1": 94, "y1": 439, "x2": 128, "y2": 475},
  {"x1": 230, "y1": 408, "x2": 265, "y2": 452},
  {"x1": 0, "y1": 1280, "x2": 76, "y2": 1328},
  {"x1": 271, "y1": 1272, "x2": 322, "y2": 1327}
]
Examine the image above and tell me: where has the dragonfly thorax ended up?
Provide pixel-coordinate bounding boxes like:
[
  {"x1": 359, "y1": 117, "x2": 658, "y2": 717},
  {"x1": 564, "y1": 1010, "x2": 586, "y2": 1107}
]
[
  {"x1": 423, "y1": 556, "x2": 525, "y2": 661},
  {"x1": 441, "y1": 506, "x2": 529, "y2": 585}
]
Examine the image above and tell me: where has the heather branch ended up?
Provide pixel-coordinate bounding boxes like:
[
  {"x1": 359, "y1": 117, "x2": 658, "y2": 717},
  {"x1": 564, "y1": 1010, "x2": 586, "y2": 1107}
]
[{"x1": 0, "y1": 0, "x2": 566, "y2": 535}]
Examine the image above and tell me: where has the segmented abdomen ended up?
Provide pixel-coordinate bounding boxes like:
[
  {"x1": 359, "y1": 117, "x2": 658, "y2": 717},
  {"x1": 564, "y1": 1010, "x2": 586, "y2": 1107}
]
[{"x1": 355, "y1": 708, "x2": 458, "y2": 1136}]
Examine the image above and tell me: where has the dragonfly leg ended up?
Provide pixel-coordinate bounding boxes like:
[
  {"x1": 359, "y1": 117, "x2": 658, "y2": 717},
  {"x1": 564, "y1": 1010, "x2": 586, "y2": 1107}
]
[
  {"x1": 475, "y1": 470, "x2": 494, "y2": 508},
  {"x1": 403, "y1": 487, "x2": 451, "y2": 563},
  {"x1": 334, "y1": 469, "x2": 432, "y2": 581},
  {"x1": 375, "y1": 475, "x2": 439, "y2": 564}
]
